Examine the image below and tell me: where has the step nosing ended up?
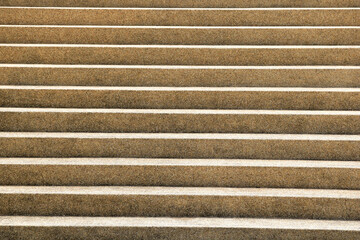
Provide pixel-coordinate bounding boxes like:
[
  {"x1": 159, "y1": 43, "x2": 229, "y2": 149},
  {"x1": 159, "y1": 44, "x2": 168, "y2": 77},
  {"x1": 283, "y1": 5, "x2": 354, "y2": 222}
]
[
  {"x1": 1, "y1": 108, "x2": 360, "y2": 115},
  {"x1": 2, "y1": 25, "x2": 360, "y2": 29},
  {"x1": 1, "y1": 64, "x2": 359, "y2": 69},
  {"x1": 1, "y1": 7, "x2": 359, "y2": 10},
  {"x1": 2, "y1": 86, "x2": 360, "y2": 92},
  {"x1": 1, "y1": 132, "x2": 360, "y2": 141},
  {"x1": 1, "y1": 158, "x2": 360, "y2": 168},
  {"x1": 1, "y1": 44, "x2": 360, "y2": 48},
  {"x1": 1, "y1": 216, "x2": 359, "y2": 230},
  {"x1": 0, "y1": 186, "x2": 359, "y2": 199}
]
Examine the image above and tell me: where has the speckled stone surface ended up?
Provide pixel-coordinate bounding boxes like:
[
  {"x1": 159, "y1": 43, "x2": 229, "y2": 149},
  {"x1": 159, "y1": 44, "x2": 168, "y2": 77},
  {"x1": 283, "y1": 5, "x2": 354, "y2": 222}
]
[
  {"x1": 2, "y1": 65, "x2": 359, "y2": 87},
  {"x1": 1, "y1": 132, "x2": 360, "y2": 160},
  {"x1": 2, "y1": 26, "x2": 360, "y2": 45},
  {"x1": 1, "y1": 109, "x2": 360, "y2": 134},
  {"x1": 1, "y1": 0, "x2": 360, "y2": 7},
  {"x1": 1, "y1": 158, "x2": 360, "y2": 189},
  {"x1": 1, "y1": 1, "x2": 360, "y2": 239},
  {"x1": 1, "y1": 45, "x2": 359, "y2": 65},
  {"x1": 1, "y1": 8, "x2": 360, "y2": 26},
  {"x1": 1, "y1": 86, "x2": 360, "y2": 110},
  {"x1": 1, "y1": 217, "x2": 360, "y2": 240}
]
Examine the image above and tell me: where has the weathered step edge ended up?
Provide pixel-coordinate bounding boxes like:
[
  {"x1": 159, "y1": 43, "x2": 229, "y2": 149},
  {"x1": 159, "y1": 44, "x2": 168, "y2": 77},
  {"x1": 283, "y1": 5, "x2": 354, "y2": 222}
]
[
  {"x1": 0, "y1": 216, "x2": 360, "y2": 240},
  {"x1": 1, "y1": 158, "x2": 360, "y2": 189}
]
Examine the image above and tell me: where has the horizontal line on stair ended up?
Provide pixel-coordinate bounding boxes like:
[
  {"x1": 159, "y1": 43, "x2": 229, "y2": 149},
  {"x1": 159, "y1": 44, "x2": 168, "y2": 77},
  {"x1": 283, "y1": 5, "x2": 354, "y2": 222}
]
[
  {"x1": 1, "y1": 132, "x2": 360, "y2": 141},
  {"x1": 1, "y1": 44, "x2": 359, "y2": 48},
  {"x1": 2, "y1": 25, "x2": 360, "y2": 29},
  {"x1": 2, "y1": 108, "x2": 360, "y2": 115},
  {"x1": 1, "y1": 7, "x2": 359, "y2": 10},
  {"x1": 1, "y1": 158, "x2": 360, "y2": 168},
  {"x1": 1, "y1": 64, "x2": 358, "y2": 69},
  {"x1": 2, "y1": 86, "x2": 360, "y2": 92},
  {"x1": 1, "y1": 216, "x2": 359, "y2": 230},
  {"x1": 1, "y1": 186, "x2": 359, "y2": 198}
]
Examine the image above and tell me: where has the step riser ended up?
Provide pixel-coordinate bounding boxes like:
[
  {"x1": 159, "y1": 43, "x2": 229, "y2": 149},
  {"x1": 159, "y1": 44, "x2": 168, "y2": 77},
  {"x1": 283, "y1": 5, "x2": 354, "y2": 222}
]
[
  {"x1": 1, "y1": 46, "x2": 359, "y2": 65},
  {"x1": 2, "y1": 67, "x2": 359, "y2": 87},
  {"x1": 1, "y1": 193, "x2": 359, "y2": 219},
  {"x1": 1, "y1": 89, "x2": 359, "y2": 110},
  {"x1": 2, "y1": 164, "x2": 359, "y2": 189},
  {"x1": 1, "y1": 0, "x2": 359, "y2": 7},
  {"x1": 2, "y1": 27, "x2": 359, "y2": 45},
  {"x1": 1, "y1": 137, "x2": 359, "y2": 160},
  {"x1": 1, "y1": 111, "x2": 360, "y2": 134},
  {"x1": 1, "y1": 8, "x2": 359, "y2": 26},
  {"x1": 1, "y1": 225, "x2": 359, "y2": 240}
]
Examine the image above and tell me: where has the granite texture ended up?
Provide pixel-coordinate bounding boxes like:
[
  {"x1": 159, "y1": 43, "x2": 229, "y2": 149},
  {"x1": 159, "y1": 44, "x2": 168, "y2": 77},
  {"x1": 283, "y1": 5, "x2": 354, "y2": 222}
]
[
  {"x1": 1, "y1": 0, "x2": 360, "y2": 7},
  {"x1": 1, "y1": 87, "x2": 360, "y2": 110},
  {"x1": 1, "y1": 133, "x2": 360, "y2": 160},
  {"x1": 1, "y1": 45, "x2": 359, "y2": 65},
  {"x1": 1, "y1": 65, "x2": 359, "y2": 87},
  {"x1": 1, "y1": 109, "x2": 360, "y2": 134},
  {"x1": 1, "y1": 186, "x2": 360, "y2": 219},
  {"x1": 1, "y1": 217, "x2": 360, "y2": 240},
  {"x1": 1, "y1": 158, "x2": 360, "y2": 189},
  {"x1": 1, "y1": 8, "x2": 359, "y2": 26},
  {"x1": 2, "y1": 26, "x2": 360, "y2": 45}
]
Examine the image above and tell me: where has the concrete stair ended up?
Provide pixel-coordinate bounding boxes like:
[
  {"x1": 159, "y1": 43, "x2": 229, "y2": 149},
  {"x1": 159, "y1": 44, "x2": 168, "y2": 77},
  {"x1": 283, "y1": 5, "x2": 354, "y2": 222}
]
[{"x1": 0, "y1": 1, "x2": 359, "y2": 239}]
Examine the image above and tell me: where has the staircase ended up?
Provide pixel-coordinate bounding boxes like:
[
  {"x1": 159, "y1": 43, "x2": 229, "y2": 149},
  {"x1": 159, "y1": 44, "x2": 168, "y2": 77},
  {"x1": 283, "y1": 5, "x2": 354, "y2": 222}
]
[{"x1": 1, "y1": 1, "x2": 360, "y2": 239}]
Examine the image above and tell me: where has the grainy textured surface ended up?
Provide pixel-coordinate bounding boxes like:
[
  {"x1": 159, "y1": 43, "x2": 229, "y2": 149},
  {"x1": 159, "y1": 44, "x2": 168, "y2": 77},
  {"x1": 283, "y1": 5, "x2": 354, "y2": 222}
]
[
  {"x1": 1, "y1": 1, "x2": 360, "y2": 239},
  {"x1": 1, "y1": 132, "x2": 360, "y2": 160},
  {"x1": 1, "y1": 158, "x2": 360, "y2": 189},
  {"x1": 2, "y1": 65, "x2": 359, "y2": 87},
  {"x1": 1, "y1": 45, "x2": 359, "y2": 65},
  {"x1": 1, "y1": 109, "x2": 360, "y2": 134},
  {"x1": 1, "y1": 87, "x2": 360, "y2": 110},
  {"x1": 1, "y1": 217, "x2": 360, "y2": 240},
  {"x1": 2, "y1": 26, "x2": 360, "y2": 45},
  {"x1": 1, "y1": 8, "x2": 359, "y2": 26},
  {"x1": 1, "y1": 0, "x2": 360, "y2": 7},
  {"x1": 1, "y1": 187, "x2": 360, "y2": 219}
]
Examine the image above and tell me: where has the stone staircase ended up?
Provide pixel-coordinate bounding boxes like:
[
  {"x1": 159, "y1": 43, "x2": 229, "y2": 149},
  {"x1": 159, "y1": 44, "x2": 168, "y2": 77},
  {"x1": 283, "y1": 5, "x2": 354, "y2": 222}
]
[{"x1": 0, "y1": 1, "x2": 360, "y2": 239}]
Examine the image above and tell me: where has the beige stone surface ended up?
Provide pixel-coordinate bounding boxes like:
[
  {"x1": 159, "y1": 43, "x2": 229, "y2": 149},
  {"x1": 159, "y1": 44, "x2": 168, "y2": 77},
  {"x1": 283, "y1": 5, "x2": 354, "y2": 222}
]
[
  {"x1": 1, "y1": 0, "x2": 360, "y2": 7},
  {"x1": 0, "y1": 186, "x2": 360, "y2": 219},
  {"x1": 1, "y1": 217, "x2": 360, "y2": 240},
  {"x1": 1, "y1": 8, "x2": 359, "y2": 26},
  {"x1": 1, "y1": 26, "x2": 360, "y2": 45},
  {"x1": 1, "y1": 44, "x2": 360, "y2": 65},
  {"x1": 2, "y1": 65, "x2": 359, "y2": 87},
  {"x1": 1, "y1": 108, "x2": 360, "y2": 134},
  {"x1": 1, "y1": 158, "x2": 360, "y2": 189},
  {"x1": 1, "y1": 132, "x2": 360, "y2": 160},
  {"x1": 1, "y1": 86, "x2": 360, "y2": 110}
]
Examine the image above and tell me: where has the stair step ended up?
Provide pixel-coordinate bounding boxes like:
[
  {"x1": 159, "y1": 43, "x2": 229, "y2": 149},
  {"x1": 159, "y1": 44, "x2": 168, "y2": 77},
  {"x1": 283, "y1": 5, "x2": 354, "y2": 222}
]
[
  {"x1": 1, "y1": 86, "x2": 360, "y2": 110},
  {"x1": 1, "y1": 0, "x2": 359, "y2": 8},
  {"x1": 2, "y1": 65, "x2": 359, "y2": 87},
  {"x1": 1, "y1": 158, "x2": 360, "y2": 188},
  {"x1": 1, "y1": 216, "x2": 359, "y2": 240},
  {"x1": 2, "y1": 26, "x2": 359, "y2": 45},
  {"x1": 1, "y1": 186, "x2": 359, "y2": 219},
  {"x1": 1, "y1": 132, "x2": 360, "y2": 160},
  {"x1": 1, "y1": 7, "x2": 359, "y2": 26},
  {"x1": 1, "y1": 108, "x2": 360, "y2": 134},
  {"x1": 1, "y1": 44, "x2": 359, "y2": 65}
]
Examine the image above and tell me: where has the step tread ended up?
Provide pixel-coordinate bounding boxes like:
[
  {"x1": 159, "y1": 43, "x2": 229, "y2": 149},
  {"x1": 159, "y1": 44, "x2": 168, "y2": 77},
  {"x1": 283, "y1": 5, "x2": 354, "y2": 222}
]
[
  {"x1": 1, "y1": 216, "x2": 360, "y2": 230},
  {"x1": 1, "y1": 132, "x2": 360, "y2": 141},
  {"x1": 1, "y1": 158, "x2": 360, "y2": 168},
  {"x1": 1, "y1": 186, "x2": 360, "y2": 198}
]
